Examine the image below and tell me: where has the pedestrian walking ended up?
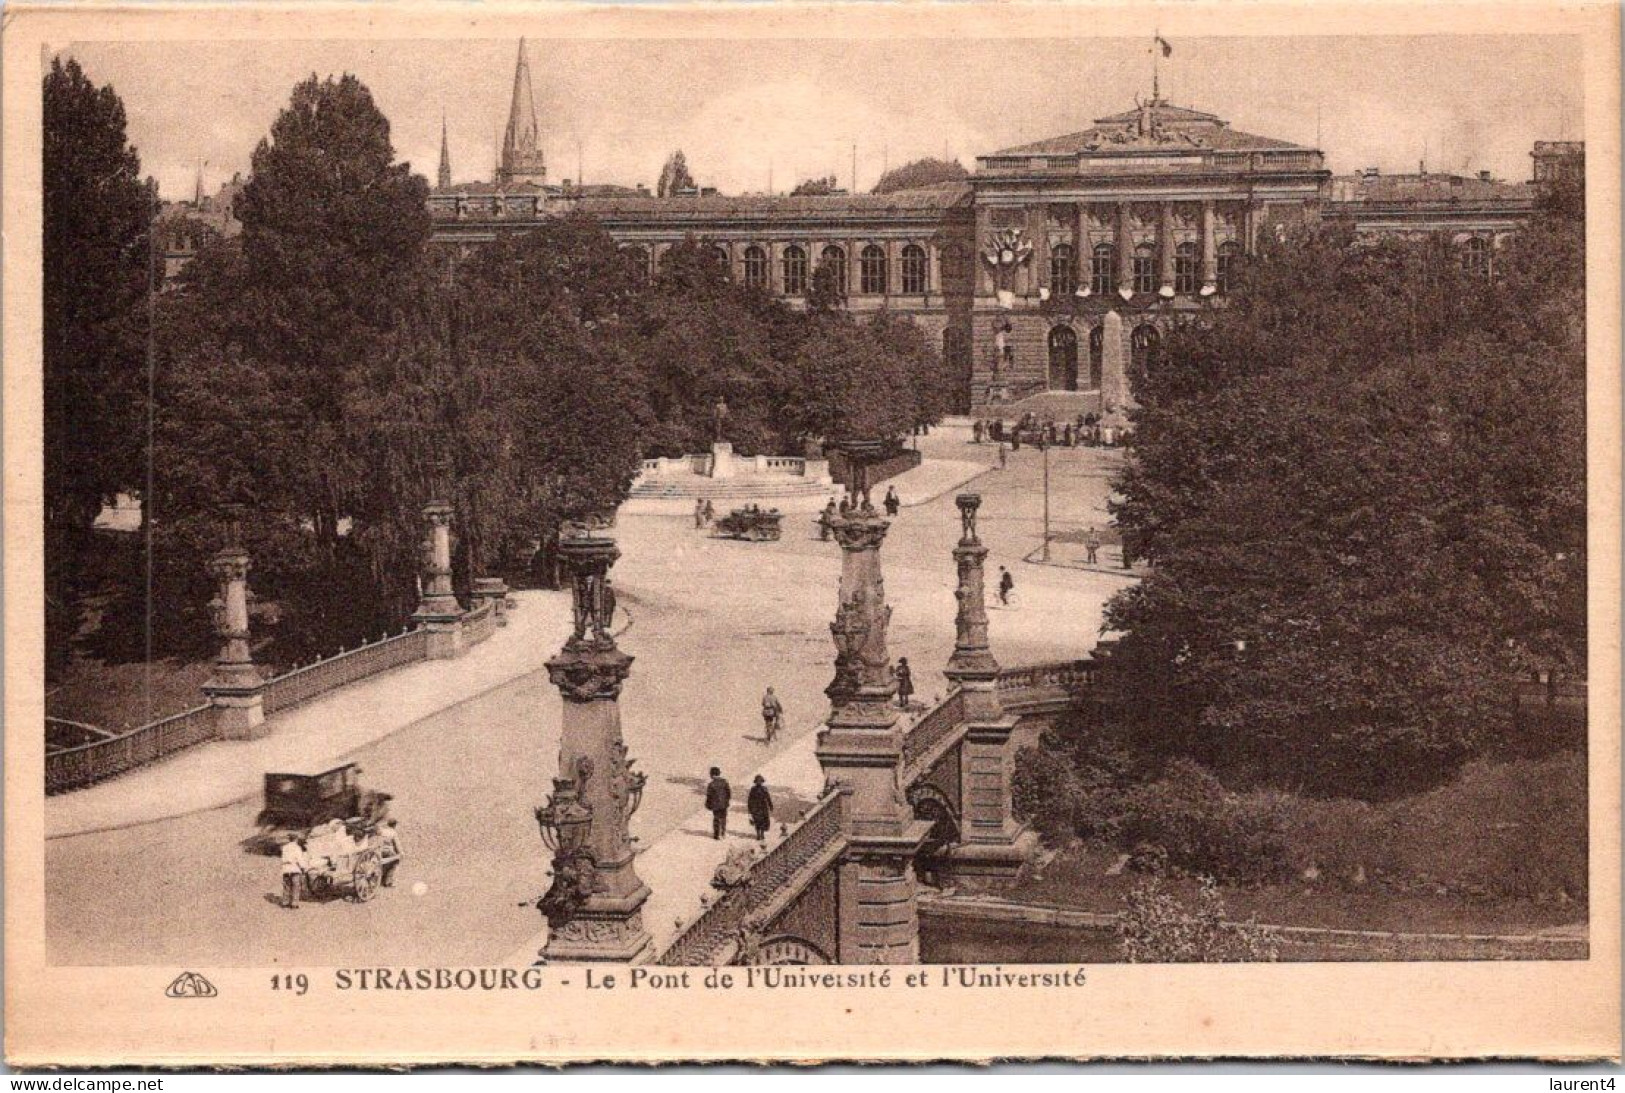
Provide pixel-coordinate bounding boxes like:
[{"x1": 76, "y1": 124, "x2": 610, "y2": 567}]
[
  {"x1": 998, "y1": 443, "x2": 1008, "y2": 471},
  {"x1": 883, "y1": 486, "x2": 901, "y2": 517},
  {"x1": 379, "y1": 820, "x2": 402, "y2": 888},
  {"x1": 819, "y1": 498, "x2": 836, "y2": 541},
  {"x1": 1085, "y1": 526, "x2": 1102, "y2": 565},
  {"x1": 694, "y1": 498, "x2": 706, "y2": 529},
  {"x1": 894, "y1": 657, "x2": 914, "y2": 709},
  {"x1": 761, "y1": 686, "x2": 784, "y2": 742},
  {"x1": 973, "y1": 420, "x2": 984, "y2": 444},
  {"x1": 703, "y1": 499, "x2": 716, "y2": 524},
  {"x1": 280, "y1": 835, "x2": 306, "y2": 910},
  {"x1": 705, "y1": 767, "x2": 731, "y2": 840},
  {"x1": 998, "y1": 566, "x2": 1015, "y2": 606},
  {"x1": 747, "y1": 776, "x2": 774, "y2": 842}
]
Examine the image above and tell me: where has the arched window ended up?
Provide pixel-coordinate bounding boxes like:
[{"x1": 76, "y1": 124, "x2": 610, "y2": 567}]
[
  {"x1": 1050, "y1": 243, "x2": 1076, "y2": 296},
  {"x1": 901, "y1": 244, "x2": 928, "y2": 294},
  {"x1": 1216, "y1": 242, "x2": 1242, "y2": 294},
  {"x1": 1131, "y1": 324, "x2": 1160, "y2": 369},
  {"x1": 819, "y1": 245, "x2": 847, "y2": 296},
  {"x1": 743, "y1": 245, "x2": 769, "y2": 290},
  {"x1": 1174, "y1": 242, "x2": 1199, "y2": 294},
  {"x1": 1461, "y1": 236, "x2": 1491, "y2": 277},
  {"x1": 1048, "y1": 325, "x2": 1079, "y2": 392},
  {"x1": 1091, "y1": 243, "x2": 1116, "y2": 295},
  {"x1": 710, "y1": 244, "x2": 732, "y2": 277},
  {"x1": 1088, "y1": 325, "x2": 1104, "y2": 389},
  {"x1": 1132, "y1": 243, "x2": 1157, "y2": 295},
  {"x1": 782, "y1": 245, "x2": 808, "y2": 296},
  {"x1": 860, "y1": 244, "x2": 888, "y2": 295}
]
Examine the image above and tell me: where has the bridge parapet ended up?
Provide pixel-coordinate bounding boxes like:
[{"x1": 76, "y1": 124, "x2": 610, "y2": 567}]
[
  {"x1": 900, "y1": 689, "x2": 967, "y2": 782},
  {"x1": 655, "y1": 789, "x2": 849, "y2": 966},
  {"x1": 996, "y1": 657, "x2": 1097, "y2": 714}
]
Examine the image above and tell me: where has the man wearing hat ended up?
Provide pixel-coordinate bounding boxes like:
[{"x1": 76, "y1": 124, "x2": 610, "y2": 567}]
[
  {"x1": 704, "y1": 767, "x2": 732, "y2": 840},
  {"x1": 279, "y1": 834, "x2": 306, "y2": 910},
  {"x1": 747, "y1": 776, "x2": 774, "y2": 843}
]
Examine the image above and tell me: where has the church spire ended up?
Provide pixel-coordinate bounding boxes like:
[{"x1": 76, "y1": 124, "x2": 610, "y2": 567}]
[
  {"x1": 437, "y1": 112, "x2": 452, "y2": 189},
  {"x1": 497, "y1": 38, "x2": 547, "y2": 186}
]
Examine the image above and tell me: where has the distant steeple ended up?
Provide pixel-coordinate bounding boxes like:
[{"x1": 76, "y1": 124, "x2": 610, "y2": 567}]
[
  {"x1": 437, "y1": 113, "x2": 452, "y2": 189},
  {"x1": 497, "y1": 38, "x2": 547, "y2": 186},
  {"x1": 193, "y1": 159, "x2": 205, "y2": 206}
]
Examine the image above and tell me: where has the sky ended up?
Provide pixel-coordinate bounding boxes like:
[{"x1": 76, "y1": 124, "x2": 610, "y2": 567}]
[{"x1": 59, "y1": 34, "x2": 1584, "y2": 203}]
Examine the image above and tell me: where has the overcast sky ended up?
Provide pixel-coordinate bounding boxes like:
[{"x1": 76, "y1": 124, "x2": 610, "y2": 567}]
[{"x1": 60, "y1": 35, "x2": 1583, "y2": 202}]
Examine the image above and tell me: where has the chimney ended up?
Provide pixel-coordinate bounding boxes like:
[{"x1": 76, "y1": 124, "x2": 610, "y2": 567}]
[
  {"x1": 1362, "y1": 166, "x2": 1379, "y2": 181},
  {"x1": 1478, "y1": 170, "x2": 1492, "y2": 182}
]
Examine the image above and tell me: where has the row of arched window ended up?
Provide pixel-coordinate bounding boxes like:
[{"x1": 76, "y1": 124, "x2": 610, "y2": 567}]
[
  {"x1": 620, "y1": 242, "x2": 932, "y2": 296},
  {"x1": 1045, "y1": 323, "x2": 1162, "y2": 391},
  {"x1": 1046, "y1": 242, "x2": 1244, "y2": 296}
]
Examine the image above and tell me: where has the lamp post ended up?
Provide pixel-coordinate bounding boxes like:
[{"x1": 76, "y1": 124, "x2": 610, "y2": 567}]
[{"x1": 1040, "y1": 437, "x2": 1052, "y2": 563}]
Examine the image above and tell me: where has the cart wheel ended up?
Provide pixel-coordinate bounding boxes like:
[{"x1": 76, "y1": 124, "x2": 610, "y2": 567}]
[
  {"x1": 307, "y1": 873, "x2": 330, "y2": 899},
  {"x1": 351, "y1": 857, "x2": 381, "y2": 903}
]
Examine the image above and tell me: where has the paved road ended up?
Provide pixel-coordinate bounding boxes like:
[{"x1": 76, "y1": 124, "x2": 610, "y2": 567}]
[{"x1": 45, "y1": 425, "x2": 1127, "y2": 966}]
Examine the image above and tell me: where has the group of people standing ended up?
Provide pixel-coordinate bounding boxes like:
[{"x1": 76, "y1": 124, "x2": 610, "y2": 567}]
[
  {"x1": 817, "y1": 486, "x2": 903, "y2": 540},
  {"x1": 704, "y1": 767, "x2": 776, "y2": 843},
  {"x1": 972, "y1": 413, "x2": 1127, "y2": 450},
  {"x1": 692, "y1": 498, "x2": 717, "y2": 528}
]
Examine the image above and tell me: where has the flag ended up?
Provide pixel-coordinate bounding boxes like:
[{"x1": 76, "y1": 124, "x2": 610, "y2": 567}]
[{"x1": 1156, "y1": 35, "x2": 1173, "y2": 57}]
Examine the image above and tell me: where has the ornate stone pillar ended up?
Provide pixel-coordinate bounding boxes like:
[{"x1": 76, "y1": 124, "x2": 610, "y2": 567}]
[
  {"x1": 1158, "y1": 201, "x2": 1177, "y2": 298},
  {"x1": 537, "y1": 529, "x2": 652, "y2": 964},
  {"x1": 412, "y1": 499, "x2": 465, "y2": 659},
  {"x1": 1115, "y1": 201, "x2": 1134, "y2": 299},
  {"x1": 202, "y1": 537, "x2": 264, "y2": 740},
  {"x1": 1200, "y1": 199, "x2": 1219, "y2": 296},
  {"x1": 816, "y1": 442, "x2": 930, "y2": 964},
  {"x1": 940, "y1": 493, "x2": 1035, "y2": 883}
]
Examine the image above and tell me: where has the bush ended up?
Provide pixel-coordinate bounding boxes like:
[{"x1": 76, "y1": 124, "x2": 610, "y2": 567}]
[
  {"x1": 1116, "y1": 759, "x2": 1296, "y2": 884},
  {"x1": 1118, "y1": 877, "x2": 1280, "y2": 963}
]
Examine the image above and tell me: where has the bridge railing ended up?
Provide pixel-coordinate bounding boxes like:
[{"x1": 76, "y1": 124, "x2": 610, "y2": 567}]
[
  {"x1": 901, "y1": 689, "x2": 966, "y2": 781},
  {"x1": 45, "y1": 704, "x2": 217, "y2": 796},
  {"x1": 995, "y1": 658, "x2": 1097, "y2": 711},
  {"x1": 464, "y1": 599, "x2": 498, "y2": 647},
  {"x1": 656, "y1": 789, "x2": 848, "y2": 967},
  {"x1": 261, "y1": 626, "x2": 431, "y2": 717}
]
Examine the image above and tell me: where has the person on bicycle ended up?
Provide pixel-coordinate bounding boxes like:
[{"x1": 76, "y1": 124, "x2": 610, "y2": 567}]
[{"x1": 761, "y1": 687, "x2": 784, "y2": 742}]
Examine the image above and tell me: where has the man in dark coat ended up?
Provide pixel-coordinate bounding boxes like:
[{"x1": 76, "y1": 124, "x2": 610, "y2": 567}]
[
  {"x1": 705, "y1": 767, "x2": 731, "y2": 840},
  {"x1": 998, "y1": 566, "x2": 1015, "y2": 606},
  {"x1": 883, "y1": 486, "x2": 901, "y2": 517},
  {"x1": 894, "y1": 657, "x2": 914, "y2": 708},
  {"x1": 747, "y1": 776, "x2": 773, "y2": 842}
]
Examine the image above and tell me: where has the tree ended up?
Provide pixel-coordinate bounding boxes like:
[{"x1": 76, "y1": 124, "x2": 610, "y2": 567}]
[
  {"x1": 1103, "y1": 203, "x2": 1586, "y2": 798},
  {"x1": 791, "y1": 175, "x2": 840, "y2": 196},
  {"x1": 656, "y1": 150, "x2": 696, "y2": 197},
  {"x1": 43, "y1": 57, "x2": 155, "y2": 674},
  {"x1": 872, "y1": 157, "x2": 967, "y2": 194}
]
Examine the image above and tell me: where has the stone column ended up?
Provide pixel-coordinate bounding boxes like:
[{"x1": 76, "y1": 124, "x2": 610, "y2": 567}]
[
  {"x1": 1200, "y1": 199, "x2": 1219, "y2": 296},
  {"x1": 927, "y1": 242, "x2": 941, "y2": 296},
  {"x1": 1158, "y1": 201, "x2": 1177, "y2": 298},
  {"x1": 1073, "y1": 204, "x2": 1090, "y2": 295},
  {"x1": 1026, "y1": 205, "x2": 1049, "y2": 298},
  {"x1": 941, "y1": 493, "x2": 1035, "y2": 882},
  {"x1": 973, "y1": 205, "x2": 995, "y2": 296},
  {"x1": 769, "y1": 241, "x2": 785, "y2": 296},
  {"x1": 816, "y1": 443, "x2": 930, "y2": 964},
  {"x1": 1115, "y1": 202, "x2": 1134, "y2": 299},
  {"x1": 848, "y1": 240, "x2": 864, "y2": 298},
  {"x1": 887, "y1": 239, "x2": 902, "y2": 296},
  {"x1": 202, "y1": 541, "x2": 264, "y2": 739},
  {"x1": 412, "y1": 499, "x2": 465, "y2": 659},
  {"x1": 537, "y1": 530, "x2": 652, "y2": 964}
]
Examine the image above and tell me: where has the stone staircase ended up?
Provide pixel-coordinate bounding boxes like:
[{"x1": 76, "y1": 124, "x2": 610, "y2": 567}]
[{"x1": 624, "y1": 473, "x2": 837, "y2": 515}]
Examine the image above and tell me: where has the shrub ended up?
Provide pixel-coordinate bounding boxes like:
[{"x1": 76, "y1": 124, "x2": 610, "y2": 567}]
[
  {"x1": 1118, "y1": 877, "x2": 1280, "y2": 963},
  {"x1": 1117, "y1": 759, "x2": 1296, "y2": 883}
]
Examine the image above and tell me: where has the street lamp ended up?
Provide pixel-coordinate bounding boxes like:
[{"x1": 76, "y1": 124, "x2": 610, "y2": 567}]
[{"x1": 1039, "y1": 436, "x2": 1052, "y2": 563}]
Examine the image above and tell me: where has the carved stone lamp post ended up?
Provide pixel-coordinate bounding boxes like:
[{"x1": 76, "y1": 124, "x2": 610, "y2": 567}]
[
  {"x1": 940, "y1": 492, "x2": 1036, "y2": 884},
  {"x1": 815, "y1": 438, "x2": 930, "y2": 964},
  {"x1": 537, "y1": 525, "x2": 651, "y2": 964},
  {"x1": 412, "y1": 496, "x2": 466, "y2": 658},
  {"x1": 202, "y1": 504, "x2": 265, "y2": 739}
]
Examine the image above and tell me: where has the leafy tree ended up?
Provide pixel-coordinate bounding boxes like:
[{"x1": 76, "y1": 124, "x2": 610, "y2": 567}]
[
  {"x1": 872, "y1": 157, "x2": 967, "y2": 194},
  {"x1": 1103, "y1": 200, "x2": 1586, "y2": 798},
  {"x1": 783, "y1": 313, "x2": 917, "y2": 445},
  {"x1": 656, "y1": 150, "x2": 696, "y2": 197},
  {"x1": 791, "y1": 175, "x2": 840, "y2": 196},
  {"x1": 43, "y1": 57, "x2": 155, "y2": 676}
]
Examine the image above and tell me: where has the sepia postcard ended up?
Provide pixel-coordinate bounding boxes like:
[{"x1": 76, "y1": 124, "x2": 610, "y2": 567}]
[{"x1": 4, "y1": 0, "x2": 1620, "y2": 1067}]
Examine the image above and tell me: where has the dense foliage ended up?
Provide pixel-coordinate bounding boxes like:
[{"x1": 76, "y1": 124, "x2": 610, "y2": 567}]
[
  {"x1": 656, "y1": 150, "x2": 696, "y2": 197},
  {"x1": 790, "y1": 175, "x2": 840, "y2": 196},
  {"x1": 872, "y1": 157, "x2": 968, "y2": 194},
  {"x1": 1103, "y1": 188, "x2": 1586, "y2": 798},
  {"x1": 43, "y1": 58, "x2": 155, "y2": 674}
]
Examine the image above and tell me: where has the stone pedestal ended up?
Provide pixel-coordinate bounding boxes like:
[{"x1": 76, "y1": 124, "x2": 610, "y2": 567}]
[
  {"x1": 202, "y1": 545, "x2": 265, "y2": 740},
  {"x1": 412, "y1": 499, "x2": 465, "y2": 658},
  {"x1": 708, "y1": 441, "x2": 736, "y2": 480},
  {"x1": 472, "y1": 575, "x2": 511, "y2": 625},
  {"x1": 940, "y1": 493, "x2": 1035, "y2": 882},
  {"x1": 538, "y1": 531, "x2": 652, "y2": 965},
  {"x1": 814, "y1": 481, "x2": 930, "y2": 964}
]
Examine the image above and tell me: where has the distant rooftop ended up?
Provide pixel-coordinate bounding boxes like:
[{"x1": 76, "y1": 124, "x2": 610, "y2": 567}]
[{"x1": 983, "y1": 98, "x2": 1317, "y2": 160}]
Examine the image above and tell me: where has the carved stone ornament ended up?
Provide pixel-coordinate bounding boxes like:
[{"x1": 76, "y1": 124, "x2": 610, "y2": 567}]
[
  {"x1": 981, "y1": 227, "x2": 1033, "y2": 272},
  {"x1": 831, "y1": 516, "x2": 890, "y2": 552},
  {"x1": 548, "y1": 912, "x2": 646, "y2": 945},
  {"x1": 546, "y1": 648, "x2": 633, "y2": 702}
]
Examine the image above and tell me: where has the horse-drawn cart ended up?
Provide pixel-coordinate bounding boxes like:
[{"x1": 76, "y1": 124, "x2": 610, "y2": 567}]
[{"x1": 299, "y1": 822, "x2": 392, "y2": 903}]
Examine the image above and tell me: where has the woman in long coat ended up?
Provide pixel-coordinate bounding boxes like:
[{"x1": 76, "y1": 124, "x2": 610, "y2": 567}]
[{"x1": 747, "y1": 776, "x2": 774, "y2": 842}]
